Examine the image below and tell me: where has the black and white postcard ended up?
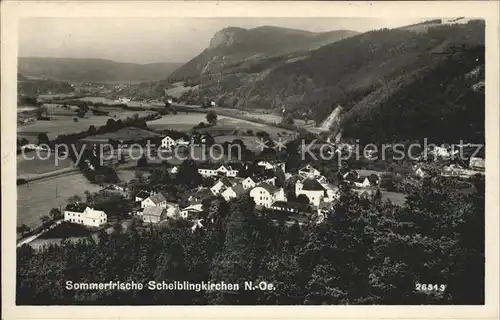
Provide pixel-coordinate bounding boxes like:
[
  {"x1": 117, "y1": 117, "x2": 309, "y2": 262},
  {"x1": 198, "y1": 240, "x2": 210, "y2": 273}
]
[{"x1": 1, "y1": 1, "x2": 499, "y2": 320}]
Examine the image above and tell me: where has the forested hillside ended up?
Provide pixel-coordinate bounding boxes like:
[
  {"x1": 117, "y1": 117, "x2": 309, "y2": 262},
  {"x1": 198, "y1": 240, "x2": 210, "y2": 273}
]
[
  {"x1": 18, "y1": 74, "x2": 75, "y2": 97},
  {"x1": 173, "y1": 20, "x2": 485, "y2": 144},
  {"x1": 166, "y1": 26, "x2": 358, "y2": 82}
]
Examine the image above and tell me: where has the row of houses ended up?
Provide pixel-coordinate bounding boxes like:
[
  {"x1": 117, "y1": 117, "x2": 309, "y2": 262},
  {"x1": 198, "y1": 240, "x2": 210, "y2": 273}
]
[
  {"x1": 196, "y1": 160, "x2": 285, "y2": 178},
  {"x1": 413, "y1": 156, "x2": 485, "y2": 178},
  {"x1": 61, "y1": 162, "x2": 389, "y2": 230}
]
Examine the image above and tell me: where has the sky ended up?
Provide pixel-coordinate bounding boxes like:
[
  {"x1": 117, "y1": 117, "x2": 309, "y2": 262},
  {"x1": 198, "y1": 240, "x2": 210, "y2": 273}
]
[{"x1": 19, "y1": 17, "x2": 423, "y2": 64}]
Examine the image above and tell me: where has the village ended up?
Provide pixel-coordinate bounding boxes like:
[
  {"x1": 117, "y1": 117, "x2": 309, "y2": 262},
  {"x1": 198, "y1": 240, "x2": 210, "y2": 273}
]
[{"x1": 17, "y1": 130, "x2": 485, "y2": 248}]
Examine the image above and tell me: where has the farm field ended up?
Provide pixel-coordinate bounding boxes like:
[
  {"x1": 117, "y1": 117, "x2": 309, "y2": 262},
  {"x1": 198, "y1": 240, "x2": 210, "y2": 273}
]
[
  {"x1": 17, "y1": 173, "x2": 100, "y2": 229},
  {"x1": 17, "y1": 110, "x2": 157, "y2": 140},
  {"x1": 80, "y1": 126, "x2": 161, "y2": 143},
  {"x1": 80, "y1": 97, "x2": 163, "y2": 109},
  {"x1": 147, "y1": 113, "x2": 298, "y2": 138},
  {"x1": 17, "y1": 151, "x2": 74, "y2": 177},
  {"x1": 146, "y1": 113, "x2": 213, "y2": 131}
]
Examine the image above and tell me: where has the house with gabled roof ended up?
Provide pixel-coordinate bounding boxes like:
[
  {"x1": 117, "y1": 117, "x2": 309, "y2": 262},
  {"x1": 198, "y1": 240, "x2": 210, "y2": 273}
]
[
  {"x1": 198, "y1": 162, "x2": 242, "y2": 178},
  {"x1": 296, "y1": 178, "x2": 327, "y2": 207},
  {"x1": 141, "y1": 192, "x2": 168, "y2": 209},
  {"x1": 469, "y1": 157, "x2": 485, "y2": 171},
  {"x1": 180, "y1": 203, "x2": 204, "y2": 219},
  {"x1": 221, "y1": 184, "x2": 247, "y2": 202},
  {"x1": 64, "y1": 203, "x2": 107, "y2": 227},
  {"x1": 250, "y1": 183, "x2": 286, "y2": 208},
  {"x1": 298, "y1": 164, "x2": 321, "y2": 179},
  {"x1": 160, "y1": 136, "x2": 176, "y2": 150},
  {"x1": 135, "y1": 190, "x2": 151, "y2": 203},
  {"x1": 142, "y1": 206, "x2": 166, "y2": 224},
  {"x1": 257, "y1": 160, "x2": 286, "y2": 173},
  {"x1": 210, "y1": 176, "x2": 244, "y2": 195}
]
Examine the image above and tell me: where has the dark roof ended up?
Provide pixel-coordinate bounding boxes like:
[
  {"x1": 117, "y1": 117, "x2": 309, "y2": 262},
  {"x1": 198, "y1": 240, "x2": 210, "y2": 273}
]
[
  {"x1": 219, "y1": 176, "x2": 243, "y2": 186},
  {"x1": 257, "y1": 182, "x2": 280, "y2": 194},
  {"x1": 136, "y1": 190, "x2": 150, "y2": 199},
  {"x1": 227, "y1": 162, "x2": 244, "y2": 170},
  {"x1": 254, "y1": 169, "x2": 276, "y2": 181},
  {"x1": 302, "y1": 179, "x2": 326, "y2": 191},
  {"x1": 198, "y1": 163, "x2": 222, "y2": 170},
  {"x1": 148, "y1": 193, "x2": 167, "y2": 204},
  {"x1": 366, "y1": 174, "x2": 380, "y2": 184},
  {"x1": 65, "y1": 202, "x2": 87, "y2": 212},
  {"x1": 230, "y1": 184, "x2": 246, "y2": 196}
]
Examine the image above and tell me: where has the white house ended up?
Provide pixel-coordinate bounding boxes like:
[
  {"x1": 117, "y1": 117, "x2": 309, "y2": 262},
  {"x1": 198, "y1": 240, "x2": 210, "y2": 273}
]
[
  {"x1": 469, "y1": 157, "x2": 485, "y2": 171},
  {"x1": 257, "y1": 161, "x2": 286, "y2": 172},
  {"x1": 141, "y1": 192, "x2": 168, "y2": 209},
  {"x1": 225, "y1": 163, "x2": 243, "y2": 177},
  {"x1": 176, "y1": 137, "x2": 190, "y2": 147},
  {"x1": 296, "y1": 178, "x2": 327, "y2": 207},
  {"x1": 64, "y1": 204, "x2": 107, "y2": 227},
  {"x1": 250, "y1": 183, "x2": 286, "y2": 208},
  {"x1": 198, "y1": 164, "x2": 241, "y2": 178},
  {"x1": 318, "y1": 182, "x2": 339, "y2": 203},
  {"x1": 242, "y1": 177, "x2": 257, "y2": 190},
  {"x1": 241, "y1": 175, "x2": 276, "y2": 190},
  {"x1": 160, "y1": 136, "x2": 177, "y2": 150},
  {"x1": 164, "y1": 202, "x2": 181, "y2": 219},
  {"x1": 221, "y1": 184, "x2": 246, "y2": 202},
  {"x1": 180, "y1": 203, "x2": 204, "y2": 219},
  {"x1": 269, "y1": 201, "x2": 302, "y2": 214},
  {"x1": 198, "y1": 164, "x2": 220, "y2": 177},
  {"x1": 142, "y1": 206, "x2": 166, "y2": 224},
  {"x1": 414, "y1": 166, "x2": 429, "y2": 179},
  {"x1": 354, "y1": 177, "x2": 372, "y2": 188},
  {"x1": 135, "y1": 190, "x2": 151, "y2": 203},
  {"x1": 298, "y1": 165, "x2": 321, "y2": 179},
  {"x1": 210, "y1": 177, "x2": 243, "y2": 195}
]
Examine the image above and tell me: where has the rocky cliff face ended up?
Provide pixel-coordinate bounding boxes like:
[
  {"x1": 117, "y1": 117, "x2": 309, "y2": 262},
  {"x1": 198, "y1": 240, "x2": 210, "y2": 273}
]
[{"x1": 166, "y1": 26, "x2": 359, "y2": 81}]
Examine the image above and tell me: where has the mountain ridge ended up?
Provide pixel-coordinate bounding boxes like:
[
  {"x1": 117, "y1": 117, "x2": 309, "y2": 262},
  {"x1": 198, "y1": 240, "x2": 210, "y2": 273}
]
[
  {"x1": 171, "y1": 20, "x2": 485, "y2": 144},
  {"x1": 166, "y1": 26, "x2": 359, "y2": 81},
  {"x1": 18, "y1": 57, "x2": 183, "y2": 83}
]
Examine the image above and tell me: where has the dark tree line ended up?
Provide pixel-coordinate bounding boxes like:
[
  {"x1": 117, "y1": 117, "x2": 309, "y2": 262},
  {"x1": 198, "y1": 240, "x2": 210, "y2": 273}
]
[{"x1": 17, "y1": 173, "x2": 484, "y2": 305}]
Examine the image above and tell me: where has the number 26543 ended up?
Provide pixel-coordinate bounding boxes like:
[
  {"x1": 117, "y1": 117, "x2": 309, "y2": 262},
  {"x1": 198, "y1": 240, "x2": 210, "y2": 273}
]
[{"x1": 415, "y1": 283, "x2": 447, "y2": 292}]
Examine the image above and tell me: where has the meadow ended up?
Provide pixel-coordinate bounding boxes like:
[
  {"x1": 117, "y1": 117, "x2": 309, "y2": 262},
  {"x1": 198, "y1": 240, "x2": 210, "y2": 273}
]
[
  {"x1": 146, "y1": 113, "x2": 212, "y2": 131},
  {"x1": 147, "y1": 113, "x2": 298, "y2": 138},
  {"x1": 17, "y1": 152, "x2": 74, "y2": 178},
  {"x1": 17, "y1": 109, "x2": 157, "y2": 140},
  {"x1": 17, "y1": 173, "x2": 100, "y2": 229},
  {"x1": 80, "y1": 126, "x2": 161, "y2": 143}
]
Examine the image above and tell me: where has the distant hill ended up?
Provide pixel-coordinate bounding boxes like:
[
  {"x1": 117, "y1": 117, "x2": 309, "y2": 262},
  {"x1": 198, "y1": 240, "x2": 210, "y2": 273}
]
[
  {"x1": 18, "y1": 58, "x2": 183, "y2": 83},
  {"x1": 18, "y1": 73, "x2": 75, "y2": 98},
  {"x1": 165, "y1": 26, "x2": 359, "y2": 82},
  {"x1": 172, "y1": 20, "x2": 485, "y2": 144}
]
